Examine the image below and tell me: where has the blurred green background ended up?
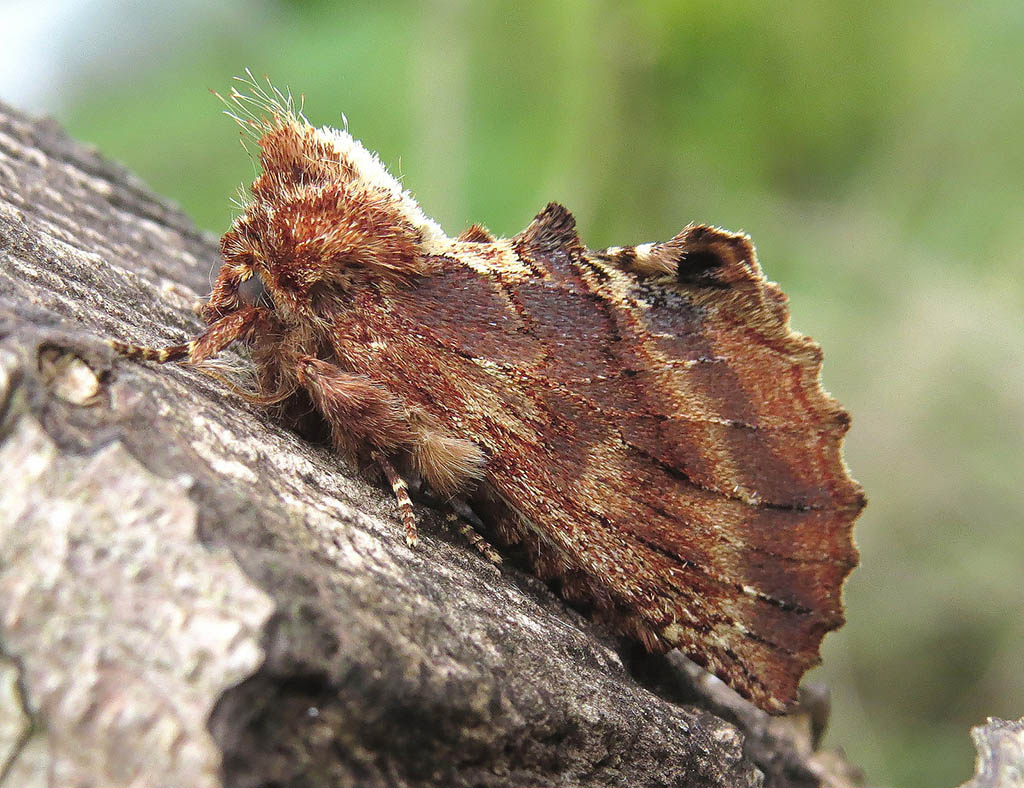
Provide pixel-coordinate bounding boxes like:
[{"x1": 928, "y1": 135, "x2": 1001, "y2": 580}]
[{"x1": 3, "y1": 1, "x2": 1022, "y2": 785}]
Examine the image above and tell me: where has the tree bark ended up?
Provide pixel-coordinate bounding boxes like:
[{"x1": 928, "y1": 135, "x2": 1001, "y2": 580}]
[
  {"x1": 957, "y1": 718, "x2": 1024, "y2": 788},
  {"x1": 0, "y1": 100, "x2": 864, "y2": 788}
]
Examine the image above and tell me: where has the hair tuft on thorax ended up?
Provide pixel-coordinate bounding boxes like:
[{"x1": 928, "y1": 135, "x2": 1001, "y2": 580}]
[{"x1": 218, "y1": 70, "x2": 449, "y2": 256}]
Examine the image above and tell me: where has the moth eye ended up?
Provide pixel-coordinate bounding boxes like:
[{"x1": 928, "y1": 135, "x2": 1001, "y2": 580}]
[{"x1": 238, "y1": 273, "x2": 272, "y2": 307}]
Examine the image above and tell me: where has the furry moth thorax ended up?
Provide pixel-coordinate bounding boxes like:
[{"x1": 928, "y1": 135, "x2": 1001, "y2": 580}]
[{"x1": 213, "y1": 75, "x2": 448, "y2": 322}]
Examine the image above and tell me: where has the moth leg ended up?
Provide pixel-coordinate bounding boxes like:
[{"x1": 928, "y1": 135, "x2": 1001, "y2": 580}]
[
  {"x1": 372, "y1": 450, "x2": 419, "y2": 548},
  {"x1": 388, "y1": 464, "x2": 498, "y2": 562},
  {"x1": 444, "y1": 507, "x2": 502, "y2": 565},
  {"x1": 108, "y1": 306, "x2": 265, "y2": 364}
]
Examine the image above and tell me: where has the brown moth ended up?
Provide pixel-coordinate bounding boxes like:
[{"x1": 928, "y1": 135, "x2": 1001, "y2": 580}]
[{"x1": 110, "y1": 73, "x2": 864, "y2": 713}]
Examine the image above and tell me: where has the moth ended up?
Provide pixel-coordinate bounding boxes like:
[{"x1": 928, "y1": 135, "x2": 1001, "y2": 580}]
[{"x1": 110, "y1": 73, "x2": 864, "y2": 713}]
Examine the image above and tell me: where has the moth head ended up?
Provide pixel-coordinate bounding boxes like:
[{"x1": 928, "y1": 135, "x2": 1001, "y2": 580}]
[
  {"x1": 206, "y1": 74, "x2": 447, "y2": 322},
  {"x1": 217, "y1": 179, "x2": 436, "y2": 319}
]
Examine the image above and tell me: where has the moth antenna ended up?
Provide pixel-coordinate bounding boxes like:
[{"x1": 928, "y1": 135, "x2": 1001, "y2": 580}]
[{"x1": 106, "y1": 339, "x2": 189, "y2": 363}]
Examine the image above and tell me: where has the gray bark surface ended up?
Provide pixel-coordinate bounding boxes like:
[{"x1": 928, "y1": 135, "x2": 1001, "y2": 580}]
[
  {"x1": 0, "y1": 101, "x2": 862, "y2": 788},
  {"x1": 958, "y1": 718, "x2": 1024, "y2": 788}
]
